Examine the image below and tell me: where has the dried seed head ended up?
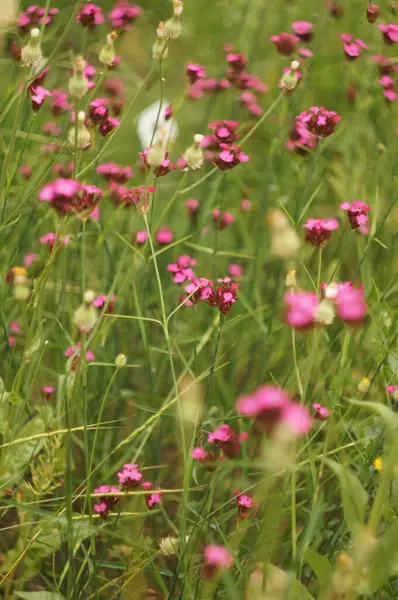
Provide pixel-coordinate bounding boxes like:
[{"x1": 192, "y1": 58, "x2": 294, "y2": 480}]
[
  {"x1": 99, "y1": 32, "x2": 117, "y2": 66},
  {"x1": 68, "y1": 57, "x2": 89, "y2": 99}
]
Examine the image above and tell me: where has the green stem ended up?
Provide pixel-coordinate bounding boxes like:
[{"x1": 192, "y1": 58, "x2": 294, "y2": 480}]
[
  {"x1": 204, "y1": 314, "x2": 225, "y2": 404},
  {"x1": 292, "y1": 328, "x2": 304, "y2": 398}
]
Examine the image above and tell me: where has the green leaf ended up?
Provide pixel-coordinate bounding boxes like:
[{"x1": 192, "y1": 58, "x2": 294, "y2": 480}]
[
  {"x1": 347, "y1": 398, "x2": 398, "y2": 431},
  {"x1": 0, "y1": 416, "x2": 46, "y2": 487},
  {"x1": 325, "y1": 459, "x2": 368, "y2": 535},
  {"x1": 15, "y1": 593, "x2": 64, "y2": 600},
  {"x1": 304, "y1": 548, "x2": 332, "y2": 591},
  {"x1": 267, "y1": 565, "x2": 314, "y2": 599}
]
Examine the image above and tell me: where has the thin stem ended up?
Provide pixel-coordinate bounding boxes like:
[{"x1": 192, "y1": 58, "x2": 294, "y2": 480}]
[
  {"x1": 292, "y1": 328, "x2": 304, "y2": 398},
  {"x1": 291, "y1": 464, "x2": 297, "y2": 567},
  {"x1": 317, "y1": 247, "x2": 323, "y2": 297},
  {"x1": 295, "y1": 141, "x2": 323, "y2": 221},
  {"x1": 150, "y1": 60, "x2": 164, "y2": 146},
  {"x1": 204, "y1": 314, "x2": 225, "y2": 404}
]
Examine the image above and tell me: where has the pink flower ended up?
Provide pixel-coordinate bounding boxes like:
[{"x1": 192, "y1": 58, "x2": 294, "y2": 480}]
[
  {"x1": 367, "y1": 4, "x2": 380, "y2": 23},
  {"x1": 270, "y1": 32, "x2": 300, "y2": 55},
  {"x1": 93, "y1": 294, "x2": 116, "y2": 313},
  {"x1": 226, "y1": 52, "x2": 247, "y2": 73},
  {"x1": 39, "y1": 232, "x2": 70, "y2": 248},
  {"x1": 96, "y1": 162, "x2": 133, "y2": 183},
  {"x1": 281, "y1": 403, "x2": 312, "y2": 436},
  {"x1": 141, "y1": 481, "x2": 162, "y2": 509},
  {"x1": 164, "y1": 103, "x2": 173, "y2": 120},
  {"x1": 99, "y1": 116, "x2": 120, "y2": 137},
  {"x1": 19, "y1": 165, "x2": 32, "y2": 180},
  {"x1": 284, "y1": 292, "x2": 319, "y2": 328},
  {"x1": 43, "y1": 122, "x2": 62, "y2": 136},
  {"x1": 77, "y1": 3, "x2": 104, "y2": 27},
  {"x1": 236, "y1": 493, "x2": 253, "y2": 518},
  {"x1": 24, "y1": 252, "x2": 38, "y2": 267},
  {"x1": 186, "y1": 63, "x2": 207, "y2": 85},
  {"x1": 335, "y1": 283, "x2": 367, "y2": 324},
  {"x1": 386, "y1": 384, "x2": 397, "y2": 395},
  {"x1": 206, "y1": 278, "x2": 239, "y2": 315},
  {"x1": 340, "y1": 201, "x2": 370, "y2": 233},
  {"x1": 379, "y1": 24, "x2": 398, "y2": 44},
  {"x1": 303, "y1": 218, "x2": 339, "y2": 247},
  {"x1": 139, "y1": 147, "x2": 176, "y2": 177},
  {"x1": 9, "y1": 320, "x2": 21, "y2": 334},
  {"x1": 39, "y1": 179, "x2": 103, "y2": 216},
  {"x1": 117, "y1": 463, "x2": 143, "y2": 487},
  {"x1": 340, "y1": 34, "x2": 368, "y2": 60},
  {"x1": 93, "y1": 485, "x2": 120, "y2": 518},
  {"x1": 156, "y1": 226, "x2": 173, "y2": 245},
  {"x1": 208, "y1": 424, "x2": 240, "y2": 458},
  {"x1": 18, "y1": 5, "x2": 59, "y2": 33},
  {"x1": 192, "y1": 447, "x2": 208, "y2": 461},
  {"x1": 208, "y1": 120, "x2": 240, "y2": 146},
  {"x1": 42, "y1": 385, "x2": 55, "y2": 399},
  {"x1": 184, "y1": 277, "x2": 213, "y2": 305},
  {"x1": 212, "y1": 209, "x2": 235, "y2": 230},
  {"x1": 236, "y1": 385, "x2": 291, "y2": 432},
  {"x1": 186, "y1": 198, "x2": 200, "y2": 217},
  {"x1": 8, "y1": 336, "x2": 16, "y2": 347},
  {"x1": 29, "y1": 86, "x2": 51, "y2": 112},
  {"x1": 313, "y1": 403, "x2": 329, "y2": 419},
  {"x1": 384, "y1": 88, "x2": 397, "y2": 103},
  {"x1": 213, "y1": 144, "x2": 249, "y2": 171},
  {"x1": 167, "y1": 255, "x2": 197, "y2": 284},
  {"x1": 299, "y1": 48, "x2": 314, "y2": 58},
  {"x1": 297, "y1": 106, "x2": 342, "y2": 138},
  {"x1": 292, "y1": 21, "x2": 313, "y2": 41},
  {"x1": 64, "y1": 344, "x2": 95, "y2": 362},
  {"x1": 136, "y1": 230, "x2": 148, "y2": 245},
  {"x1": 372, "y1": 54, "x2": 398, "y2": 75},
  {"x1": 286, "y1": 121, "x2": 318, "y2": 154},
  {"x1": 241, "y1": 199, "x2": 252, "y2": 211},
  {"x1": 108, "y1": 1, "x2": 142, "y2": 29},
  {"x1": 238, "y1": 73, "x2": 268, "y2": 93},
  {"x1": 89, "y1": 98, "x2": 109, "y2": 123},
  {"x1": 50, "y1": 89, "x2": 71, "y2": 117},
  {"x1": 228, "y1": 264, "x2": 243, "y2": 278},
  {"x1": 203, "y1": 545, "x2": 233, "y2": 578}
]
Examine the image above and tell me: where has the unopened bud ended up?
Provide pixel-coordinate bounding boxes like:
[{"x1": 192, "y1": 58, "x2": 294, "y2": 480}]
[
  {"x1": 83, "y1": 290, "x2": 95, "y2": 304},
  {"x1": 271, "y1": 229, "x2": 301, "y2": 259},
  {"x1": 357, "y1": 376, "x2": 370, "y2": 394},
  {"x1": 173, "y1": 0, "x2": 183, "y2": 17},
  {"x1": 115, "y1": 353, "x2": 127, "y2": 368},
  {"x1": 146, "y1": 139, "x2": 165, "y2": 167},
  {"x1": 68, "y1": 56, "x2": 89, "y2": 99},
  {"x1": 183, "y1": 134, "x2": 204, "y2": 170},
  {"x1": 267, "y1": 209, "x2": 290, "y2": 231},
  {"x1": 285, "y1": 269, "x2": 297, "y2": 288},
  {"x1": 336, "y1": 552, "x2": 353, "y2": 570},
  {"x1": 21, "y1": 28, "x2": 42, "y2": 67},
  {"x1": 314, "y1": 299, "x2": 335, "y2": 325},
  {"x1": 164, "y1": 16, "x2": 181, "y2": 40},
  {"x1": 281, "y1": 69, "x2": 298, "y2": 92},
  {"x1": 159, "y1": 535, "x2": 180, "y2": 556},
  {"x1": 68, "y1": 111, "x2": 91, "y2": 149},
  {"x1": 99, "y1": 32, "x2": 117, "y2": 66},
  {"x1": 73, "y1": 294, "x2": 98, "y2": 332},
  {"x1": 324, "y1": 283, "x2": 339, "y2": 300},
  {"x1": 152, "y1": 38, "x2": 168, "y2": 60},
  {"x1": 290, "y1": 60, "x2": 300, "y2": 71}
]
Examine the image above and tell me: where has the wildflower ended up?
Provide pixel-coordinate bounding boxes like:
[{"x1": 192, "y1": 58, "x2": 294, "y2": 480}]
[
  {"x1": 228, "y1": 264, "x2": 243, "y2": 278},
  {"x1": 167, "y1": 255, "x2": 196, "y2": 284},
  {"x1": 42, "y1": 385, "x2": 55, "y2": 400},
  {"x1": 372, "y1": 54, "x2": 398, "y2": 75},
  {"x1": 292, "y1": 21, "x2": 313, "y2": 42},
  {"x1": 117, "y1": 463, "x2": 143, "y2": 487},
  {"x1": 238, "y1": 73, "x2": 268, "y2": 93},
  {"x1": 207, "y1": 278, "x2": 239, "y2": 314},
  {"x1": 24, "y1": 252, "x2": 38, "y2": 267},
  {"x1": 241, "y1": 199, "x2": 252, "y2": 211},
  {"x1": 297, "y1": 106, "x2": 341, "y2": 138},
  {"x1": 184, "y1": 277, "x2": 213, "y2": 305},
  {"x1": 208, "y1": 424, "x2": 240, "y2": 458},
  {"x1": 89, "y1": 98, "x2": 109, "y2": 123},
  {"x1": 77, "y1": 4, "x2": 104, "y2": 27},
  {"x1": 141, "y1": 481, "x2": 162, "y2": 509},
  {"x1": 156, "y1": 226, "x2": 173, "y2": 245},
  {"x1": 208, "y1": 120, "x2": 240, "y2": 146},
  {"x1": 236, "y1": 385, "x2": 291, "y2": 433},
  {"x1": 212, "y1": 209, "x2": 235, "y2": 230},
  {"x1": 96, "y1": 162, "x2": 133, "y2": 183},
  {"x1": 39, "y1": 232, "x2": 70, "y2": 248},
  {"x1": 39, "y1": 179, "x2": 103, "y2": 216},
  {"x1": 286, "y1": 120, "x2": 318, "y2": 154},
  {"x1": 284, "y1": 291, "x2": 318, "y2": 328},
  {"x1": 340, "y1": 201, "x2": 370, "y2": 233},
  {"x1": 163, "y1": 0, "x2": 183, "y2": 39},
  {"x1": 69, "y1": 56, "x2": 89, "y2": 99},
  {"x1": 136, "y1": 230, "x2": 148, "y2": 244},
  {"x1": 183, "y1": 134, "x2": 205, "y2": 170},
  {"x1": 186, "y1": 63, "x2": 206, "y2": 85},
  {"x1": 240, "y1": 92, "x2": 263, "y2": 116},
  {"x1": 18, "y1": 5, "x2": 59, "y2": 33},
  {"x1": 280, "y1": 403, "x2": 312, "y2": 436},
  {"x1": 99, "y1": 116, "x2": 120, "y2": 136},
  {"x1": 358, "y1": 377, "x2": 370, "y2": 393},
  {"x1": 236, "y1": 492, "x2": 253, "y2": 518},
  {"x1": 303, "y1": 218, "x2": 339, "y2": 247},
  {"x1": 270, "y1": 32, "x2": 299, "y2": 55},
  {"x1": 64, "y1": 343, "x2": 95, "y2": 361},
  {"x1": 202, "y1": 545, "x2": 233, "y2": 579},
  {"x1": 93, "y1": 294, "x2": 116, "y2": 313},
  {"x1": 99, "y1": 31, "x2": 118, "y2": 66},
  {"x1": 93, "y1": 485, "x2": 120, "y2": 518},
  {"x1": 108, "y1": 1, "x2": 142, "y2": 29},
  {"x1": 378, "y1": 24, "x2": 398, "y2": 44},
  {"x1": 159, "y1": 536, "x2": 181, "y2": 556},
  {"x1": 21, "y1": 27, "x2": 42, "y2": 67},
  {"x1": 122, "y1": 185, "x2": 155, "y2": 214},
  {"x1": 213, "y1": 144, "x2": 249, "y2": 170},
  {"x1": 140, "y1": 146, "x2": 176, "y2": 177},
  {"x1": 50, "y1": 89, "x2": 71, "y2": 117},
  {"x1": 19, "y1": 165, "x2": 32, "y2": 180},
  {"x1": 186, "y1": 198, "x2": 200, "y2": 217},
  {"x1": 192, "y1": 447, "x2": 208, "y2": 461},
  {"x1": 226, "y1": 52, "x2": 247, "y2": 75},
  {"x1": 73, "y1": 290, "x2": 98, "y2": 333},
  {"x1": 340, "y1": 34, "x2": 367, "y2": 60},
  {"x1": 373, "y1": 457, "x2": 382, "y2": 471},
  {"x1": 68, "y1": 111, "x2": 91, "y2": 149},
  {"x1": 313, "y1": 403, "x2": 329, "y2": 419},
  {"x1": 29, "y1": 86, "x2": 51, "y2": 112},
  {"x1": 367, "y1": 4, "x2": 380, "y2": 22},
  {"x1": 335, "y1": 283, "x2": 367, "y2": 324}
]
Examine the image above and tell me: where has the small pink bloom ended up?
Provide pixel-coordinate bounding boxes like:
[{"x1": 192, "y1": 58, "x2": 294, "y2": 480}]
[
  {"x1": 156, "y1": 226, "x2": 173, "y2": 245},
  {"x1": 236, "y1": 493, "x2": 253, "y2": 518},
  {"x1": 236, "y1": 385, "x2": 291, "y2": 433},
  {"x1": 208, "y1": 424, "x2": 240, "y2": 458},
  {"x1": 379, "y1": 24, "x2": 398, "y2": 44},
  {"x1": 213, "y1": 144, "x2": 249, "y2": 171},
  {"x1": 77, "y1": 3, "x2": 104, "y2": 27},
  {"x1": 292, "y1": 21, "x2": 313, "y2": 41},
  {"x1": 367, "y1": 4, "x2": 380, "y2": 23},
  {"x1": 9, "y1": 320, "x2": 21, "y2": 333},
  {"x1": 8, "y1": 336, "x2": 16, "y2": 347},
  {"x1": 93, "y1": 294, "x2": 116, "y2": 313},
  {"x1": 284, "y1": 292, "x2": 319, "y2": 329},
  {"x1": 64, "y1": 343, "x2": 95, "y2": 361},
  {"x1": 186, "y1": 62, "x2": 207, "y2": 85},
  {"x1": 167, "y1": 255, "x2": 196, "y2": 284},
  {"x1": 212, "y1": 209, "x2": 235, "y2": 230},
  {"x1": 335, "y1": 283, "x2": 367, "y2": 324},
  {"x1": 136, "y1": 230, "x2": 148, "y2": 245},
  {"x1": 24, "y1": 253, "x2": 38, "y2": 267},
  {"x1": 241, "y1": 199, "x2": 252, "y2": 211},
  {"x1": 270, "y1": 32, "x2": 300, "y2": 55},
  {"x1": 281, "y1": 403, "x2": 312, "y2": 436},
  {"x1": 297, "y1": 106, "x2": 341, "y2": 138},
  {"x1": 30, "y1": 86, "x2": 51, "y2": 112},
  {"x1": 386, "y1": 384, "x2": 397, "y2": 395},
  {"x1": 203, "y1": 545, "x2": 233, "y2": 578},
  {"x1": 226, "y1": 52, "x2": 247, "y2": 73},
  {"x1": 286, "y1": 121, "x2": 318, "y2": 154},
  {"x1": 228, "y1": 264, "x2": 243, "y2": 278},
  {"x1": 313, "y1": 403, "x2": 329, "y2": 419},
  {"x1": 186, "y1": 198, "x2": 200, "y2": 217},
  {"x1": 340, "y1": 201, "x2": 370, "y2": 232},
  {"x1": 303, "y1": 218, "x2": 339, "y2": 247},
  {"x1": 93, "y1": 485, "x2": 120, "y2": 517},
  {"x1": 108, "y1": 1, "x2": 142, "y2": 30},
  {"x1": 19, "y1": 165, "x2": 32, "y2": 179},
  {"x1": 192, "y1": 447, "x2": 207, "y2": 461},
  {"x1": 139, "y1": 147, "x2": 176, "y2": 177},
  {"x1": 117, "y1": 463, "x2": 143, "y2": 487},
  {"x1": 384, "y1": 88, "x2": 397, "y2": 103},
  {"x1": 206, "y1": 279, "x2": 239, "y2": 314},
  {"x1": 99, "y1": 116, "x2": 120, "y2": 137},
  {"x1": 184, "y1": 277, "x2": 213, "y2": 305}
]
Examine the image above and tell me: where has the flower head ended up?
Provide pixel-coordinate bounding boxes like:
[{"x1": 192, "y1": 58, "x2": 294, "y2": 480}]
[
  {"x1": 280, "y1": 403, "x2": 312, "y2": 436},
  {"x1": 379, "y1": 24, "x2": 398, "y2": 44},
  {"x1": 186, "y1": 62, "x2": 207, "y2": 85},
  {"x1": 203, "y1": 545, "x2": 233, "y2": 579},
  {"x1": 93, "y1": 485, "x2": 120, "y2": 517},
  {"x1": 236, "y1": 492, "x2": 253, "y2": 518},
  {"x1": 292, "y1": 21, "x2": 313, "y2": 41},
  {"x1": 236, "y1": 385, "x2": 291, "y2": 433},
  {"x1": 108, "y1": 1, "x2": 142, "y2": 30},
  {"x1": 212, "y1": 209, "x2": 235, "y2": 230},
  {"x1": 303, "y1": 218, "x2": 339, "y2": 247},
  {"x1": 207, "y1": 278, "x2": 239, "y2": 314},
  {"x1": 270, "y1": 32, "x2": 300, "y2": 55},
  {"x1": 167, "y1": 255, "x2": 196, "y2": 284},
  {"x1": 208, "y1": 424, "x2": 240, "y2": 458},
  {"x1": 117, "y1": 463, "x2": 143, "y2": 487},
  {"x1": 208, "y1": 120, "x2": 240, "y2": 146},
  {"x1": 297, "y1": 106, "x2": 341, "y2": 138},
  {"x1": 284, "y1": 291, "x2": 319, "y2": 328},
  {"x1": 340, "y1": 34, "x2": 368, "y2": 60},
  {"x1": 156, "y1": 226, "x2": 173, "y2": 245},
  {"x1": 340, "y1": 201, "x2": 370, "y2": 233},
  {"x1": 140, "y1": 147, "x2": 176, "y2": 177},
  {"x1": 286, "y1": 121, "x2": 318, "y2": 154},
  {"x1": 96, "y1": 162, "x2": 133, "y2": 183},
  {"x1": 367, "y1": 4, "x2": 380, "y2": 23},
  {"x1": 192, "y1": 447, "x2": 208, "y2": 461},
  {"x1": 335, "y1": 283, "x2": 367, "y2": 324},
  {"x1": 313, "y1": 403, "x2": 329, "y2": 419},
  {"x1": 186, "y1": 198, "x2": 200, "y2": 217},
  {"x1": 213, "y1": 144, "x2": 249, "y2": 171},
  {"x1": 77, "y1": 4, "x2": 104, "y2": 27},
  {"x1": 184, "y1": 277, "x2": 213, "y2": 305},
  {"x1": 29, "y1": 86, "x2": 51, "y2": 112}
]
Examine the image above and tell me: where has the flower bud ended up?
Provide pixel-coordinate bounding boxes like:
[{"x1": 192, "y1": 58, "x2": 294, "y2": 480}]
[
  {"x1": 146, "y1": 138, "x2": 165, "y2": 168},
  {"x1": 164, "y1": 16, "x2": 181, "y2": 40},
  {"x1": 68, "y1": 111, "x2": 91, "y2": 149},
  {"x1": 183, "y1": 134, "x2": 204, "y2": 170},
  {"x1": 357, "y1": 376, "x2": 370, "y2": 393},
  {"x1": 99, "y1": 32, "x2": 117, "y2": 66},
  {"x1": 115, "y1": 353, "x2": 127, "y2": 368},
  {"x1": 271, "y1": 229, "x2": 301, "y2": 259},
  {"x1": 21, "y1": 28, "x2": 42, "y2": 67},
  {"x1": 68, "y1": 56, "x2": 89, "y2": 99},
  {"x1": 285, "y1": 269, "x2": 297, "y2": 288},
  {"x1": 152, "y1": 22, "x2": 168, "y2": 60},
  {"x1": 290, "y1": 60, "x2": 300, "y2": 71},
  {"x1": 173, "y1": 0, "x2": 183, "y2": 17},
  {"x1": 281, "y1": 69, "x2": 298, "y2": 92},
  {"x1": 314, "y1": 299, "x2": 335, "y2": 325},
  {"x1": 159, "y1": 535, "x2": 180, "y2": 556},
  {"x1": 73, "y1": 290, "x2": 98, "y2": 332},
  {"x1": 324, "y1": 283, "x2": 339, "y2": 300}
]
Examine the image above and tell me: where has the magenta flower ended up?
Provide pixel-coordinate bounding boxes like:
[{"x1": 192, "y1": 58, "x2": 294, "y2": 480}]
[
  {"x1": 29, "y1": 86, "x2": 51, "y2": 112},
  {"x1": 164, "y1": 103, "x2": 173, "y2": 120},
  {"x1": 99, "y1": 116, "x2": 120, "y2": 137},
  {"x1": 236, "y1": 385, "x2": 291, "y2": 432},
  {"x1": 207, "y1": 278, "x2": 239, "y2": 315},
  {"x1": 212, "y1": 209, "x2": 236, "y2": 230},
  {"x1": 236, "y1": 493, "x2": 253, "y2": 518},
  {"x1": 108, "y1": 1, "x2": 142, "y2": 29},
  {"x1": 297, "y1": 106, "x2": 341, "y2": 138},
  {"x1": 18, "y1": 5, "x2": 59, "y2": 33},
  {"x1": 24, "y1": 252, "x2": 38, "y2": 267},
  {"x1": 39, "y1": 179, "x2": 103, "y2": 216},
  {"x1": 184, "y1": 277, "x2": 213, "y2": 306},
  {"x1": 340, "y1": 34, "x2": 367, "y2": 60},
  {"x1": 228, "y1": 264, "x2": 243, "y2": 278},
  {"x1": 284, "y1": 292, "x2": 318, "y2": 329},
  {"x1": 281, "y1": 403, "x2": 312, "y2": 436},
  {"x1": 213, "y1": 143, "x2": 249, "y2": 171},
  {"x1": 88, "y1": 98, "x2": 109, "y2": 123},
  {"x1": 208, "y1": 424, "x2": 240, "y2": 458},
  {"x1": 335, "y1": 283, "x2": 367, "y2": 324},
  {"x1": 65, "y1": 344, "x2": 95, "y2": 362},
  {"x1": 270, "y1": 32, "x2": 300, "y2": 55},
  {"x1": 93, "y1": 294, "x2": 116, "y2": 313},
  {"x1": 292, "y1": 21, "x2": 313, "y2": 42},
  {"x1": 42, "y1": 385, "x2": 55, "y2": 399},
  {"x1": 303, "y1": 218, "x2": 339, "y2": 247},
  {"x1": 136, "y1": 230, "x2": 148, "y2": 245},
  {"x1": 186, "y1": 63, "x2": 207, "y2": 85},
  {"x1": 367, "y1": 4, "x2": 380, "y2": 23},
  {"x1": 167, "y1": 255, "x2": 197, "y2": 284},
  {"x1": 313, "y1": 403, "x2": 329, "y2": 419},
  {"x1": 119, "y1": 185, "x2": 155, "y2": 212},
  {"x1": 96, "y1": 162, "x2": 133, "y2": 183},
  {"x1": 141, "y1": 481, "x2": 162, "y2": 509},
  {"x1": 19, "y1": 165, "x2": 32, "y2": 180},
  {"x1": 387, "y1": 385, "x2": 397, "y2": 396},
  {"x1": 384, "y1": 88, "x2": 397, "y2": 102},
  {"x1": 192, "y1": 447, "x2": 208, "y2": 461},
  {"x1": 286, "y1": 121, "x2": 318, "y2": 154},
  {"x1": 185, "y1": 198, "x2": 200, "y2": 217},
  {"x1": 379, "y1": 24, "x2": 398, "y2": 44},
  {"x1": 372, "y1": 54, "x2": 398, "y2": 75},
  {"x1": 238, "y1": 73, "x2": 268, "y2": 93},
  {"x1": 208, "y1": 120, "x2": 240, "y2": 145},
  {"x1": 139, "y1": 148, "x2": 176, "y2": 177},
  {"x1": 117, "y1": 463, "x2": 143, "y2": 487},
  {"x1": 39, "y1": 232, "x2": 70, "y2": 248},
  {"x1": 50, "y1": 89, "x2": 71, "y2": 117},
  {"x1": 93, "y1": 485, "x2": 120, "y2": 518},
  {"x1": 226, "y1": 52, "x2": 247, "y2": 73},
  {"x1": 203, "y1": 545, "x2": 233, "y2": 579},
  {"x1": 340, "y1": 201, "x2": 370, "y2": 233},
  {"x1": 241, "y1": 199, "x2": 252, "y2": 211},
  {"x1": 77, "y1": 3, "x2": 104, "y2": 27},
  {"x1": 156, "y1": 226, "x2": 173, "y2": 245}
]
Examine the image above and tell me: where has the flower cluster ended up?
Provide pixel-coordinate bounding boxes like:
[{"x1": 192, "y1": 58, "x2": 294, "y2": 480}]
[
  {"x1": 39, "y1": 179, "x2": 103, "y2": 216},
  {"x1": 303, "y1": 218, "x2": 339, "y2": 247},
  {"x1": 340, "y1": 201, "x2": 371, "y2": 233},
  {"x1": 77, "y1": 4, "x2": 105, "y2": 28},
  {"x1": 285, "y1": 121, "x2": 318, "y2": 154},
  {"x1": 297, "y1": 106, "x2": 342, "y2": 138},
  {"x1": 340, "y1": 33, "x2": 367, "y2": 60},
  {"x1": 88, "y1": 98, "x2": 120, "y2": 137},
  {"x1": 207, "y1": 278, "x2": 239, "y2": 314},
  {"x1": 167, "y1": 255, "x2": 197, "y2": 283},
  {"x1": 18, "y1": 5, "x2": 59, "y2": 33}
]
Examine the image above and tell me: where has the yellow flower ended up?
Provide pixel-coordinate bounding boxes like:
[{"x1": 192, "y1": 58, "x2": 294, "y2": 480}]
[{"x1": 373, "y1": 457, "x2": 382, "y2": 471}]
